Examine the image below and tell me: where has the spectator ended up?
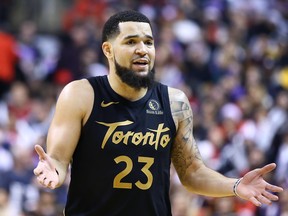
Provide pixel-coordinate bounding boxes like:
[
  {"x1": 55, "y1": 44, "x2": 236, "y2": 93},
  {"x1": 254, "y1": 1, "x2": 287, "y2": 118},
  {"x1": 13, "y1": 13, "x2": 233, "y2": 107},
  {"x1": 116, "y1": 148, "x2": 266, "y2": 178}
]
[
  {"x1": 0, "y1": 29, "x2": 18, "y2": 98},
  {"x1": 0, "y1": 1, "x2": 287, "y2": 215}
]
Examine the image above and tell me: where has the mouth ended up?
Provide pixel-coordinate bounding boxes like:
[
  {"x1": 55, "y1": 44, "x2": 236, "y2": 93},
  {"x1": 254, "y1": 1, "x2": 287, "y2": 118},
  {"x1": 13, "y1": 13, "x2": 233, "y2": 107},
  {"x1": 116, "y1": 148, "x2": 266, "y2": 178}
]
[
  {"x1": 133, "y1": 58, "x2": 149, "y2": 65},
  {"x1": 132, "y1": 58, "x2": 149, "y2": 71}
]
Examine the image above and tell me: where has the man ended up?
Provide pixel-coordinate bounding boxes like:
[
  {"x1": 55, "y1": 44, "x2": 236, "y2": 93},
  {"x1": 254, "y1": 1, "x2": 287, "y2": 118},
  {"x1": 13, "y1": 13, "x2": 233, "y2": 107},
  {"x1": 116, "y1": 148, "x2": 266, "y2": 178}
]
[{"x1": 34, "y1": 10, "x2": 283, "y2": 215}]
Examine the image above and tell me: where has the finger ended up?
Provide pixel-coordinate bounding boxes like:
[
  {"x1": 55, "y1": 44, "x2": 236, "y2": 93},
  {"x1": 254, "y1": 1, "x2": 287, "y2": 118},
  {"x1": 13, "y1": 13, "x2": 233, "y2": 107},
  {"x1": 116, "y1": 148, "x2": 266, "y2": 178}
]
[
  {"x1": 37, "y1": 175, "x2": 46, "y2": 185},
  {"x1": 37, "y1": 175, "x2": 56, "y2": 189},
  {"x1": 33, "y1": 162, "x2": 45, "y2": 175},
  {"x1": 262, "y1": 191, "x2": 279, "y2": 201},
  {"x1": 33, "y1": 167, "x2": 42, "y2": 175},
  {"x1": 249, "y1": 196, "x2": 262, "y2": 207},
  {"x1": 43, "y1": 178, "x2": 55, "y2": 189},
  {"x1": 257, "y1": 195, "x2": 271, "y2": 205},
  {"x1": 42, "y1": 177, "x2": 47, "y2": 186},
  {"x1": 266, "y1": 183, "x2": 284, "y2": 193},
  {"x1": 256, "y1": 163, "x2": 276, "y2": 176},
  {"x1": 48, "y1": 181, "x2": 56, "y2": 190},
  {"x1": 35, "y1": 145, "x2": 47, "y2": 161}
]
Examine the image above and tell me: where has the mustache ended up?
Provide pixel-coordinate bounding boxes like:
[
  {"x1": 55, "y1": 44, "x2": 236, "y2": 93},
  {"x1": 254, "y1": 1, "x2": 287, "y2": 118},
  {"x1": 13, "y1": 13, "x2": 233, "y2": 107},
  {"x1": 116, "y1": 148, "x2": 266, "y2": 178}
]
[{"x1": 114, "y1": 60, "x2": 155, "y2": 90}]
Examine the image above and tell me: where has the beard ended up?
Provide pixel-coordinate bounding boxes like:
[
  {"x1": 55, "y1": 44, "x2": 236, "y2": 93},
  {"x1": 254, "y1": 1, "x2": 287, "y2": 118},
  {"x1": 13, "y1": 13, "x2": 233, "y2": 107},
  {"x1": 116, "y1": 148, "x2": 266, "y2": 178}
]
[{"x1": 114, "y1": 60, "x2": 155, "y2": 90}]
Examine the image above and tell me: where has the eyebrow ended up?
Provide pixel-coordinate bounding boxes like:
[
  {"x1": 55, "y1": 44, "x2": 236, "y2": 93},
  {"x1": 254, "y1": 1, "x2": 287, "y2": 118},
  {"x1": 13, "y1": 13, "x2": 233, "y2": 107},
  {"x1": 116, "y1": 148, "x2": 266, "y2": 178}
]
[{"x1": 123, "y1": 34, "x2": 154, "y2": 40}]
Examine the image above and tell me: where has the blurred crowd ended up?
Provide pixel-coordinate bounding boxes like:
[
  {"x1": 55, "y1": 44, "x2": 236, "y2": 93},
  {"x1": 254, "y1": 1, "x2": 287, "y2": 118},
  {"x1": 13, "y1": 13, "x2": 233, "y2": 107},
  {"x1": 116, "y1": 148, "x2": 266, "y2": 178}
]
[{"x1": 0, "y1": 0, "x2": 288, "y2": 215}]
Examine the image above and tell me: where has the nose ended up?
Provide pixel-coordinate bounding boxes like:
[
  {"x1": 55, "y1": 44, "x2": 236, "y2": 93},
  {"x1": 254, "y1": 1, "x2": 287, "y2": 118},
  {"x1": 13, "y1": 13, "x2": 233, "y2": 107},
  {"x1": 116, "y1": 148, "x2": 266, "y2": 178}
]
[{"x1": 135, "y1": 42, "x2": 148, "y2": 55}]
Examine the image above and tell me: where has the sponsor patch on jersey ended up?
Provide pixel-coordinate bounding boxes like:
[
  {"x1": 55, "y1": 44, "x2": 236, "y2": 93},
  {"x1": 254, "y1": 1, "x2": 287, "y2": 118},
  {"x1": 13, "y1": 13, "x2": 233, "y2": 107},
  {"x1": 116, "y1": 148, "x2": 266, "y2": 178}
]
[{"x1": 146, "y1": 99, "x2": 163, "y2": 115}]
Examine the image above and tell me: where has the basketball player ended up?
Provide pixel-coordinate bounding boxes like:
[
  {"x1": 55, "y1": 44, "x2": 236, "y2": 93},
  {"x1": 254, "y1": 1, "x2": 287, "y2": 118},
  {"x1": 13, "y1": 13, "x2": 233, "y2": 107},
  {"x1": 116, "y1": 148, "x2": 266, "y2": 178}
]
[{"x1": 33, "y1": 10, "x2": 283, "y2": 215}]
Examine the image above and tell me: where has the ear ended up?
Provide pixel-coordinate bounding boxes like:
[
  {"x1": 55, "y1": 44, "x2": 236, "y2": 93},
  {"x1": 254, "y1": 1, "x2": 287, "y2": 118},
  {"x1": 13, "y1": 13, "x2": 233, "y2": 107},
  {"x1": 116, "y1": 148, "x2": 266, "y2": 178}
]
[{"x1": 102, "y1": 42, "x2": 113, "y2": 59}]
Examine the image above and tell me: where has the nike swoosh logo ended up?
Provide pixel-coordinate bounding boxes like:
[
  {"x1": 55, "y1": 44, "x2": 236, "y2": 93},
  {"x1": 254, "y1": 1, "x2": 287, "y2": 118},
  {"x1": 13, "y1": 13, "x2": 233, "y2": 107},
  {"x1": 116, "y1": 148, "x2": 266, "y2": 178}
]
[{"x1": 101, "y1": 101, "x2": 119, "y2": 107}]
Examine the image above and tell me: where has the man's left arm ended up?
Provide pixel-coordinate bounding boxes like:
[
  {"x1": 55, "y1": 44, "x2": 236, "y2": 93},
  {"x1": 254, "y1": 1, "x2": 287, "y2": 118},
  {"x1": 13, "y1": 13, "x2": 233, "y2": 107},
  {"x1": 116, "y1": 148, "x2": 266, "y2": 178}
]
[{"x1": 168, "y1": 87, "x2": 283, "y2": 206}]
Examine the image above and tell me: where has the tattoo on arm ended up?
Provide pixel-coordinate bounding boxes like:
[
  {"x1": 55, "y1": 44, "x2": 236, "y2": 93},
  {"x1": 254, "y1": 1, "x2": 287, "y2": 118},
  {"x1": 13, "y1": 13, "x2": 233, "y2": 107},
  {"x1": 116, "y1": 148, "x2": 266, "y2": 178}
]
[{"x1": 170, "y1": 100, "x2": 203, "y2": 177}]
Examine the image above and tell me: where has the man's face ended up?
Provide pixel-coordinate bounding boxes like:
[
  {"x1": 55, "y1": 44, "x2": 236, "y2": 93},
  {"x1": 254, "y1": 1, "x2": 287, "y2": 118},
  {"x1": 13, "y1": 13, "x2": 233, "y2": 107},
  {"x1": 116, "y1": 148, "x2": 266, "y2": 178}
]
[{"x1": 112, "y1": 22, "x2": 156, "y2": 89}]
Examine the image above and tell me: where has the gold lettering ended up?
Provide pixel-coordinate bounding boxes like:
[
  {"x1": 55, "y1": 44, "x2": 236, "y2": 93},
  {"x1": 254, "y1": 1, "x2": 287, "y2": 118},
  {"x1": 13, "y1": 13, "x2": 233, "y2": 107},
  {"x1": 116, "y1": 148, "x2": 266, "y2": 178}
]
[
  {"x1": 141, "y1": 132, "x2": 154, "y2": 146},
  {"x1": 123, "y1": 131, "x2": 134, "y2": 145},
  {"x1": 96, "y1": 120, "x2": 133, "y2": 149},
  {"x1": 160, "y1": 135, "x2": 170, "y2": 148},
  {"x1": 132, "y1": 132, "x2": 143, "y2": 145},
  {"x1": 96, "y1": 121, "x2": 171, "y2": 150},
  {"x1": 113, "y1": 131, "x2": 124, "y2": 144},
  {"x1": 147, "y1": 123, "x2": 170, "y2": 150}
]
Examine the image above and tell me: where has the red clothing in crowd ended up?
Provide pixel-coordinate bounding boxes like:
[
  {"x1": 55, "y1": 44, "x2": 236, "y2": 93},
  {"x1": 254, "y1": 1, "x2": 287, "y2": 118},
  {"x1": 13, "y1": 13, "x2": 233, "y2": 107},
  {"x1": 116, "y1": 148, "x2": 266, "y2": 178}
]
[{"x1": 0, "y1": 31, "x2": 17, "y2": 83}]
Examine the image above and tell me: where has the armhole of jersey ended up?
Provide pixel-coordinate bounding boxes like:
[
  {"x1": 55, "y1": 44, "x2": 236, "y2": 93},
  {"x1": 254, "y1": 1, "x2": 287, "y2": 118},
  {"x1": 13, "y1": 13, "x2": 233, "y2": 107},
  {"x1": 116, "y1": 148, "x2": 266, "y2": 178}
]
[
  {"x1": 82, "y1": 77, "x2": 96, "y2": 128},
  {"x1": 162, "y1": 85, "x2": 177, "y2": 137}
]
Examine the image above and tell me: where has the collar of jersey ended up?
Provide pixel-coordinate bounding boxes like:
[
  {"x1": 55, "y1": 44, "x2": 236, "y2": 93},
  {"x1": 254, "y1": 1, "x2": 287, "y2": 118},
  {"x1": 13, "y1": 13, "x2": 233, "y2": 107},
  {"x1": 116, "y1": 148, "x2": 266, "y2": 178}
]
[{"x1": 103, "y1": 75, "x2": 154, "y2": 108}]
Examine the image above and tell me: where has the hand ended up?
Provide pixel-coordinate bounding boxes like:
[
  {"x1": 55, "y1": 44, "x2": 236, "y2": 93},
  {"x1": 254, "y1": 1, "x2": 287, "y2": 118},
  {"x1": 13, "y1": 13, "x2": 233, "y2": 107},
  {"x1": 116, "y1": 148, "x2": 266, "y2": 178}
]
[
  {"x1": 33, "y1": 145, "x2": 60, "y2": 189},
  {"x1": 236, "y1": 163, "x2": 283, "y2": 206}
]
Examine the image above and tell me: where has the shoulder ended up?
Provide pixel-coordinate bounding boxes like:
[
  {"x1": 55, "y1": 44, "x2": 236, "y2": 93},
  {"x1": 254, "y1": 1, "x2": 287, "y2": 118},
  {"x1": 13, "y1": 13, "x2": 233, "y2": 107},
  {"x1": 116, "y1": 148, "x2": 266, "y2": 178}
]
[
  {"x1": 62, "y1": 78, "x2": 91, "y2": 92},
  {"x1": 167, "y1": 87, "x2": 193, "y2": 128},
  {"x1": 56, "y1": 79, "x2": 93, "y2": 115},
  {"x1": 60, "y1": 79, "x2": 93, "y2": 100},
  {"x1": 167, "y1": 87, "x2": 189, "y2": 102}
]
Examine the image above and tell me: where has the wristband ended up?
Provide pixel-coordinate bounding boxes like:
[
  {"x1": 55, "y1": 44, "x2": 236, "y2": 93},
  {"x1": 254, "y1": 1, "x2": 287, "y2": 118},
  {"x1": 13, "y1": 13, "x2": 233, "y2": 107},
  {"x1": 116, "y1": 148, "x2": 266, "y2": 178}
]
[{"x1": 233, "y1": 177, "x2": 243, "y2": 197}]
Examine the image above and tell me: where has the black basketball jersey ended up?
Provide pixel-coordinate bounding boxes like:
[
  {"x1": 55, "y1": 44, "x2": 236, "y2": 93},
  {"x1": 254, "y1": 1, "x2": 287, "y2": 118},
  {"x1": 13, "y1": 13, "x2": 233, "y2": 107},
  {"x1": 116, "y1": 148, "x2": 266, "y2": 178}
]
[{"x1": 64, "y1": 75, "x2": 176, "y2": 216}]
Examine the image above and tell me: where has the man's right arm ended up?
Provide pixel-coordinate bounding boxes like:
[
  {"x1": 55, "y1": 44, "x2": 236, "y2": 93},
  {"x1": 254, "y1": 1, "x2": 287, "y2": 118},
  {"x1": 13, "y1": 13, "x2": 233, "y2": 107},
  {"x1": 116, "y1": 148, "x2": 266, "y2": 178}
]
[{"x1": 35, "y1": 79, "x2": 93, "y2": 188}]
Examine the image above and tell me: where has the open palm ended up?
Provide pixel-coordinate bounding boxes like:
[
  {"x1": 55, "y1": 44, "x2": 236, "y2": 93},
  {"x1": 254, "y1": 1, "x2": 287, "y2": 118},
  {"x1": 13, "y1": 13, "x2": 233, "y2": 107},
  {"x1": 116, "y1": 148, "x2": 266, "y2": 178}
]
[
  {"x1": 33, "y1": 145, "x2": 60, "y2": 189},
  {"x1": 236, "y1": 163, "x2": 283, "y2": 206}
]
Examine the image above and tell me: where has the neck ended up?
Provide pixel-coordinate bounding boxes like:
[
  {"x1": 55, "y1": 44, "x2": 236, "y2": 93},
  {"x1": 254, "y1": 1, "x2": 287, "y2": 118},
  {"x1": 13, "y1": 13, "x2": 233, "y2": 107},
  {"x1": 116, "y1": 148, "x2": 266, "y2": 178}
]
[{"x1": 107, "y1": 75, "x2": 148, "y2": 101}]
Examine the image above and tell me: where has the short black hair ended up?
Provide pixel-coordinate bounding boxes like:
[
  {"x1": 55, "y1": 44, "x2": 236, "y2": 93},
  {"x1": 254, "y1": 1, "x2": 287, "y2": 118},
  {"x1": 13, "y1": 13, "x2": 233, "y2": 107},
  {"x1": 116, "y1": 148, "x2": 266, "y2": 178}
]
[{"x1": 102, "y1": 10, "x2": 151, "y2": 43}]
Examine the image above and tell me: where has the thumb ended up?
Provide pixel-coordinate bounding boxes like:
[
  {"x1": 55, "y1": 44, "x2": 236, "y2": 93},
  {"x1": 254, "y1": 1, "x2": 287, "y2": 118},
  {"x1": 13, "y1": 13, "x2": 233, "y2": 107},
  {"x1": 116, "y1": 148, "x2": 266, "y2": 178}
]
[
  {"x1": 35, "y1": 144, "x2": 47, "y2": 161},
  {"x1": 34, "y1": 145, "x2": 56, "y2": 171}
]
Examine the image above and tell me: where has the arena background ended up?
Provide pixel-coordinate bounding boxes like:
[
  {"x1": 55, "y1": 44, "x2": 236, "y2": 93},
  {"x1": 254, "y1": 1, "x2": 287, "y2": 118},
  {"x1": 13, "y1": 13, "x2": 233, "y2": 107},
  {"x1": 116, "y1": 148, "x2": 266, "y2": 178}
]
[{"x1": 0, "y1": 0, "x2": 287, "y2": 215}]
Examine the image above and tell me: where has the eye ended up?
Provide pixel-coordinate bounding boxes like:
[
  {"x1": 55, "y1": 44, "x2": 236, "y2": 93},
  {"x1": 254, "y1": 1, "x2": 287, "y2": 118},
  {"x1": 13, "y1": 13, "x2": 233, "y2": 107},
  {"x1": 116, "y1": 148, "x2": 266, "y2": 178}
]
[
  {"x1": 126, "y1": 40, "x2": 136, "y2": 45},
  {"x1": 145, "y1": 40, "x2": 154, "y2": 46}
]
